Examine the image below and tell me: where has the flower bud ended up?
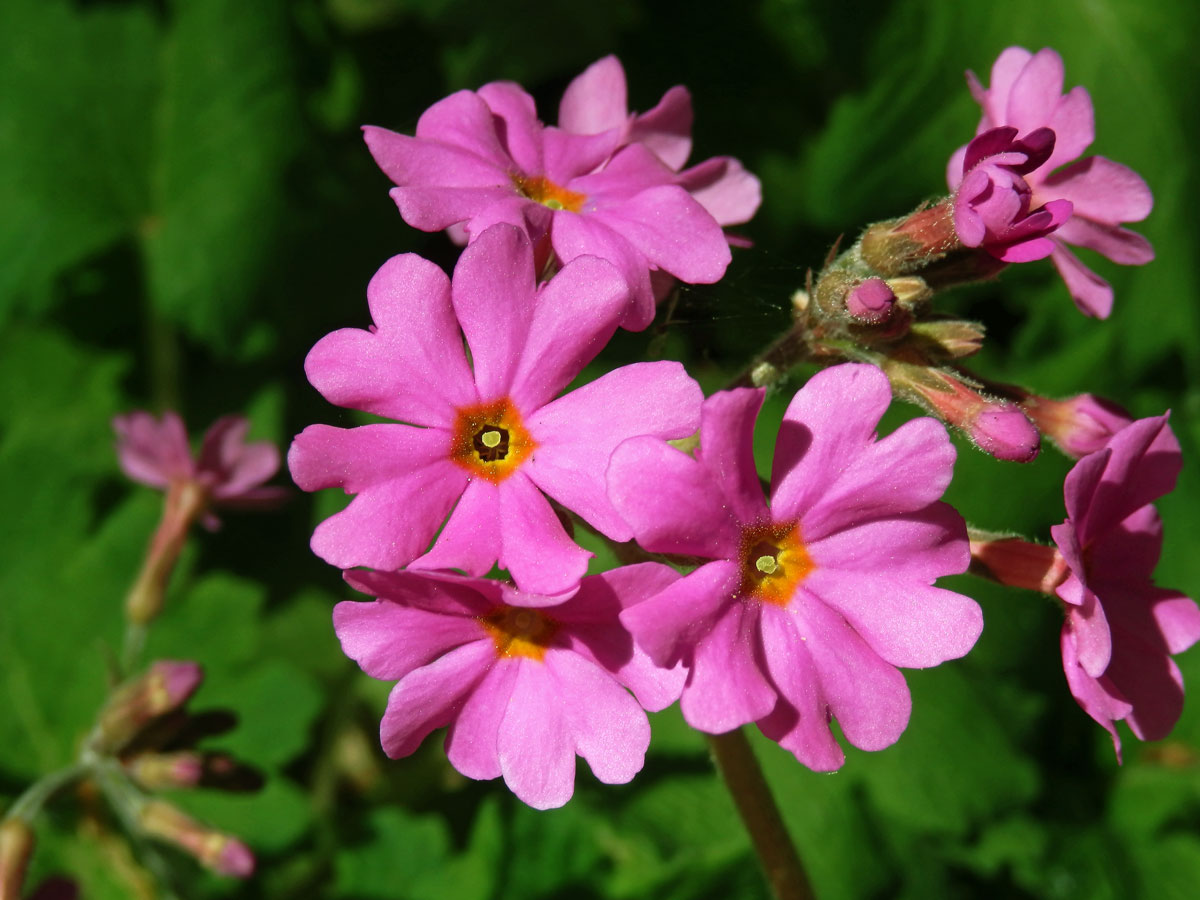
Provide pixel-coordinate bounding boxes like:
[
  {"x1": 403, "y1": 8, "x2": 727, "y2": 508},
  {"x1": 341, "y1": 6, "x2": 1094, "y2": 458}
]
[
  {"x1": 970, "y1": 404, "x2": 1041, "y2": 462},
  {"x1": 969, "y1": 536, "x2": 1069, "y2": 595},
  {"x1": 125, "y1": 752, "x2": 205, "y2": 790},
  {"x1": 883, "y1": 361, "x2": 1039, "y2": 462},
  {"x1": 1020, "y1": 393, "x2": 1132, "y2": 458},
  {"x1": 138, "y1": 801, "x2": 254, "y2": 878},
  {"x1": 0, "y1": 819, "x2": 35, "y2": 900},
  {"x1": 845, "y1": 278, "x2": 896, "y2": 323},
  {"x1": 860, "y1": 200, "x2": 959, "y2": 276},
  {"x1": 910, "y1": 319, "x2": 986, "y2": 359},
  {"x1": 95, "y1": 661, "x2": 203, "y2": 753}
]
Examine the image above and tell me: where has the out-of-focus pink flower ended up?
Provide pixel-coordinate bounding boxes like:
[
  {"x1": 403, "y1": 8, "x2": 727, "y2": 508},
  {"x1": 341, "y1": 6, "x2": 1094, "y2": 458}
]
[
  {"x1": 606, "y1": 365, "x2": 981, "y2": 770},
  {"x1": 363, "y1": 70, "x2": 733, "y2": 330},
  {"x1": 289, "y1": 224, "x2": 702, "y2": 596},
  {"x1": 557, "y1": 55, "x2": 762, "y2": 231},
  {"x1": 335, "y1": 564, "x2": 686, "y2": 809},
  {"x1": 952, "y1": 126, "x2": 1073, "y2": 262},
  {"x1": 1050, "y1": 415, "x2": 1200, "y2": 756},
  {"x1": 113, "y1": 411, "x2": 285, "y2": 527},
  {"x1": 949, "y1": 47, "x2": 1154, "y2": 318},
  {"x1": 1020, "y1": 392, "x2": 1133, "y2": 458}
]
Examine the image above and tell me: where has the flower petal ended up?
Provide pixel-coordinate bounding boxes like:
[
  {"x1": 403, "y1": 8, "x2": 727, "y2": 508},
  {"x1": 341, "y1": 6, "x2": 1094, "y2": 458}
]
[
  {"x1": 1050, "y1": 242, "x2": 1113, "y2": 318},
  {"x1": 477, "y1": 81, "x2": 544, "y2": 175},
  {"x1": 677, "y1": 156, "x2": 762, "y2": 226},
  {"x1": 410, "y1": 479, "x2": 502, "y2": 578},
  {"x1": 1041, "y1": 156, "x2": 1152, "y2": 225},
  {"x1": 680, "y1": 600, "x2": 777, "y2": 733},
  {"x1": 380, "y1": 639, "x2": 495, "y2": 759},
  {"x1": 620, "y1": 560, "x2": 741, "y2": 668},
  {"x1": 696, "y1": 389, "x2": 770, "y2": 524},
  {"x1": 551, "y1": 209, "x2": 655, "y2": 329},
  {"x1": 498, "y1": 473, "x2": 591, "y2": 596},
  {"x1": 1044, "y1": 85, "x2": 1095, "y2": 169},
  {"x1": 333, "y1": 598, "x2": 486, "y2": 681},
  {"x1": 446, "y1": 661, "x2": 520, "y2": 781},
  {"x1": 558, "y1": 55, "x2": 628, "y2": 135},
  {"x1": 796, "y1": 598, "x2": 912, "y2": 752},
  {"x1": 528, "y1": 361, "x2": 703, "y2": 542},
  {"x1": 1060, "y1": 627, "x2": 1129, "y2": 758},
  {"x1": 509, "y1": 255, "x2": 630, "y2": 411},
  {"x1": 451, "y1": 224, "x2": 536, "y2": 401},
  {"x1": 631, "y1": 85, "x2": 693, "y2": 171},
  {"x1": 1055, "y1": 217, "x2": 1154, "y2": 266},
  {"x1": 550, "y1": 649, "x2": 651, "y2": 785},
  {"x1": 757, "y1": 604, "x2": 844, "y2": 771},
  {"x1": 1006, "y1": 47, "x2": 1065, "y2": 135},
  {"x1": 305, "y1": 254, "x2": 477, "y2": 425},
  {"x1": 497, "y1": 659, "x2": 575, "y2": 809},
  {"x1": 801, "y1": 568, "x2": 981, "y2": 668},
  {"x1": 810, "y1": 502, "x2": 969, "y2": 582}
]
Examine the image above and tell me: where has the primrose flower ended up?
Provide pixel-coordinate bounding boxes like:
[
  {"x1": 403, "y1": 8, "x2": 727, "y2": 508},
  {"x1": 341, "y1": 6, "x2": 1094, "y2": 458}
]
[
  {"x1": 289, "y1": 224, "x2": 702, "y2": 596},
  {"x1": 558, "y1": 55, "x2": 762, "y2": 231},
  {"x1": 335, "y1": 564, "x2": 686, "y2": 809},
  {"x1": 607, "y1": 364, "x2": 982, "y2": 770},
  {"x1": 363, "y1": 71, "x2": 732, "y2": 330},
  {"x1": 950, "y1": 46, "x2": 1153, "y2": 317},
  {"x1": 1051, "y1": 416, "x2": 1200, "y2": 754},
  {"x1": 114, "y1": 411, "x2": 285, "y2": 527}
]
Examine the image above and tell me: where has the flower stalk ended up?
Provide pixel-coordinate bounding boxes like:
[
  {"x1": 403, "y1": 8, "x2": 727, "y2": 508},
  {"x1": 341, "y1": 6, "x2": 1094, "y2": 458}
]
[{"x1": 707, "y1": 729, "x2": 815, "y2": 900}]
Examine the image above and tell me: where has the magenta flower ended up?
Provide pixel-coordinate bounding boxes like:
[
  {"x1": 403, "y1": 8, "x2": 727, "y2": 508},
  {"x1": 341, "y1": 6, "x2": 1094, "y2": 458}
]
[
  {"x1": 606, "y1": 364, "x2": 982, "y2": 770},
  {"x1": 951, "y1": 126, "x2": 1073, "y2": 262},
  {"x1": 363, "y1": 74, "x2": 732, "y2": 331},
  {"x1": 334, "y1": 564, "x2": 686, "y2": 809},
  {"x1": 288, "y1": 224, "x2": 702, "y2": 596},
  {"x1": 1050, "y1": 415, "x2": 1200, "y2": 755},
  {"x1": 949, "y1": 46, "x2": 1153, "y2": 318},
  {"x1": 114, "y1": 411, "x2": 285, "y2": 527},
  {"x1": 1020, "y1": 392, "x2": 1133, "y2": 459},
  {"x1": 557, "y1": 55, "x2": 762, "y2": 232}
]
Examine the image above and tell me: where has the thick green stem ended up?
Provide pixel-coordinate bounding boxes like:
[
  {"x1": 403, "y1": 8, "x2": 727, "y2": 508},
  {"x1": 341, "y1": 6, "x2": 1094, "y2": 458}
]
[{"x1": 707, "y1": 728, "x2": 815, "y2": 900}]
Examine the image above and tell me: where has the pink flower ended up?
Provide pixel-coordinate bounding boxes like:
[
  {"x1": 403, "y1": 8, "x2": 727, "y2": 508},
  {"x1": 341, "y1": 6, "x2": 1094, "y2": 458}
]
[
  {"x1": 951, "y1": 126, "x2": 1073, "y2": 262},
  {"x1": 606, "y1": 364, "x2": 981, "y2": 770},
  {"x1": 362, "y1": 73, "x2": 732, "y2": 331},
  {"x1": 1050, "y1": 415, "x2": 1200, "y2": 755},
  {"x1": 949, "y1": 47, "x2": 1154, "y2": 318},
  {"x1": 1020, "y1": 392, "x2": 1133, "y2": 459},
  {"x1": 113, "y1": 411, "x2": 285, "y2": 527},
  {"x1": 288, "y1": 224, "x2": 702, "y2": 596},
  {"x1": 334, "y1": 564, "x2": 686, "y2": 809},
  {"x1": 558, "y1": 55, "x2": 762, "y2": 232}
]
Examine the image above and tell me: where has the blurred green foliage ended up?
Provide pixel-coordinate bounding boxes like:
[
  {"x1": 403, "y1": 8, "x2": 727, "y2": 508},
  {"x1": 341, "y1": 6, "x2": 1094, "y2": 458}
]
[{"x1": 2, "y1": 0, "x2": 1199, "y2": 897}]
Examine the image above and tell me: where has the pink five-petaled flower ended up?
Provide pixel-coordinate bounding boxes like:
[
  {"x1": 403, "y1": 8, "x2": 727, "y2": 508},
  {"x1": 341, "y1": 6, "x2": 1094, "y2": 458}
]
[
  {"x1": 334, "y1": 564, "x2": 686, "y2": 810},
  {"x1": 949, "y1": 46, "x2": 1154, "y2": 318},
  {"x1": 606, "y1": 364, "x2": 982, "y2": 770},
  {"x1": 558, "y1": 55, "x2": 762, "y2": 236},
  {"x1": 362, "y1": 72, "x2": 732, "y2": 331},
  {"x1": 113, "y1": 411, "x2": 285, "y2": 528},
  {"x1": 288, "y1": 223, "x2": 702, "y2": 596},
  {"x1": 1050, "y1": 415, "x2": 1200, "y2": 756}
]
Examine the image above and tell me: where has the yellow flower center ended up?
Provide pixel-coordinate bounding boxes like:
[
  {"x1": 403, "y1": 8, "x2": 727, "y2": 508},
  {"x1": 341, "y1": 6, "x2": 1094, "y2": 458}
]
[
  {"x1": 450, "y1": 398, "x2": 536, "y2": 483},
  {"x1": 480, "y1": 606, "x2": 559, "y2": 661},
  {"x1": 737, "y1": 521, "x2": 813, "y2": 607},
  {"x1": 512, "y1": 174, "x2": 586, "y2": 213}
]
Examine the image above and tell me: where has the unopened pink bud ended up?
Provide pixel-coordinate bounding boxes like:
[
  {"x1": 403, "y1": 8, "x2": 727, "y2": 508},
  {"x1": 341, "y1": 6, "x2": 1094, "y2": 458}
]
[
  {"x1": 139, "y1": 801, "x2": 255, "y2": 878},
  {"x1": 95, "y1": 661, "x2": 203, "y2": 753},
  {"x1": 126, "y1": 751, "x2": 205, "y2": 790},
  {"x1": 969, "y1": 404, "x2": 1040, "y2": 462},
  {"x1": 1022, "y1": 393, "x2": 1132, "y2": 458},
  {"x1": 846, "y1": 278, "x2": 896, "y2": 323}
]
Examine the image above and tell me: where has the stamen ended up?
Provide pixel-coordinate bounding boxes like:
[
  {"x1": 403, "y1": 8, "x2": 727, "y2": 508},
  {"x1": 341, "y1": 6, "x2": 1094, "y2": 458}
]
[{"x1": 480, "y1": 429, "x2": 502, "y2": 449}]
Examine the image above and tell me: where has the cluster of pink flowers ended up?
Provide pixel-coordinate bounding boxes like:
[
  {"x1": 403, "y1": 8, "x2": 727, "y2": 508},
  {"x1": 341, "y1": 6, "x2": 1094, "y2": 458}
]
[
  {"x1": 288, "y1": 57, "x2": 996, "y2": 808},
  {"x1": 285, "y1": 50, "x2": 1189, "y2": 809},
  {"x1": 947, "y1": 46, "x2": 1154, "y2": 317}
]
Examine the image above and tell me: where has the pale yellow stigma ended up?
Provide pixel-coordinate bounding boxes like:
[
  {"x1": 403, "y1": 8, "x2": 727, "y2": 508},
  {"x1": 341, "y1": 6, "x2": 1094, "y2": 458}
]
[
  {"x1": 480, "y1": 429, "x2": 502, "y2": 449},
  {"x1": 755, "y1": 555, "x2": 779, "y2": 575}
]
